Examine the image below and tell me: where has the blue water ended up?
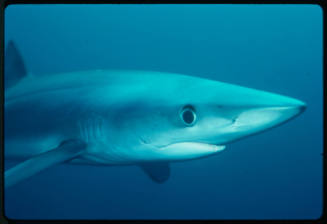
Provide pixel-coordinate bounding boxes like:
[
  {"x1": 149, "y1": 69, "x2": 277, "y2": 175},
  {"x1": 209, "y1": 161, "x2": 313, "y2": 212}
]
[{"x1": 4, "y1": 4, "x2": 323, "y2": 220}]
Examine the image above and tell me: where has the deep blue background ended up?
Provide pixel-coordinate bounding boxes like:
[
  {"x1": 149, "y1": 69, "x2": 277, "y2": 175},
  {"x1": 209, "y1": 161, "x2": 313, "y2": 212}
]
[{"x1": 4, "y1": 4, "x2": 323, "y2": 220}]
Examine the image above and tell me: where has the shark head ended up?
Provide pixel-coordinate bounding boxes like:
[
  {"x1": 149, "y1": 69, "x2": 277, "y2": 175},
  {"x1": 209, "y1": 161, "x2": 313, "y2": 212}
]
[{"x1": 104, "y1": 71, "x2": 306, "y2": 162}]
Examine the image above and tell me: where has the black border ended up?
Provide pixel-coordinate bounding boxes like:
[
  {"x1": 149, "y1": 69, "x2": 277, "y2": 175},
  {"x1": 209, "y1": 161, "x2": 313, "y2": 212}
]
[{"x1": 0, "y1": 0, "x2": 325, "y2": 223}]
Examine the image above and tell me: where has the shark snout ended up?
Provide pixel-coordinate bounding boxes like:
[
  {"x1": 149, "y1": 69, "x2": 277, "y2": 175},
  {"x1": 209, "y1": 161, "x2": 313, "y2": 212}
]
[
  {"x1": 293, "y1": 101, "x2": 307, "y2": 114},
  {"x1": 230, "y1": 98, "x2": 306, "y2": 136},
  {"x1": 279, "y1": 99, "x2": 306, "y2": 120}
]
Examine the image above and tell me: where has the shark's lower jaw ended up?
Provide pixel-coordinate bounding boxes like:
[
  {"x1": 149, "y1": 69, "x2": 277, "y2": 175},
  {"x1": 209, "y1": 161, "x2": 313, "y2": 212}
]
[{"x1": 157, "y1": 142, "x2": 226, "y2": 161}]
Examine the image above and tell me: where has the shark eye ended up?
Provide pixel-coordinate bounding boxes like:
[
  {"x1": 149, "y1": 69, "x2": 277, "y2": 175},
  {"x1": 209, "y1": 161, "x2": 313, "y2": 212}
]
[{"x1": 180, "y1": 105, "x2": 197, "y2": 126}]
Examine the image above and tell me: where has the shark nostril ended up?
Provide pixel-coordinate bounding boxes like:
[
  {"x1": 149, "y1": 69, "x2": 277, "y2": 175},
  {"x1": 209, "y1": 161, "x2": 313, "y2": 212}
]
[{"x1": 140, "y1": 136, "x2": 149, "y2": 145}]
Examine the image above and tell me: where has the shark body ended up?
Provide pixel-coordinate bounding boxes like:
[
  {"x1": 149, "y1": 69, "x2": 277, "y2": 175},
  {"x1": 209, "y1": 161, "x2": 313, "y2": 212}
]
[{"x1": 4, "y1": 42, "x2": 306, "y2": 188}]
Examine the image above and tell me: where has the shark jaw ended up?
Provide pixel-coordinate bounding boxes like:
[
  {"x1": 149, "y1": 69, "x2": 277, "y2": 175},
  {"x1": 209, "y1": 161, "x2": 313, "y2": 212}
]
[{"x1": 158, "y1": 142, "x2": 226, "y2": 161}]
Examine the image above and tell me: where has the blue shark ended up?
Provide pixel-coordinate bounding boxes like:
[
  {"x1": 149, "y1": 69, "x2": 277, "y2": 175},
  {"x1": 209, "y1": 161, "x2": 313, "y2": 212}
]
[{"x1": 4, "y1": 42, "x2": 306, "y2": 188}]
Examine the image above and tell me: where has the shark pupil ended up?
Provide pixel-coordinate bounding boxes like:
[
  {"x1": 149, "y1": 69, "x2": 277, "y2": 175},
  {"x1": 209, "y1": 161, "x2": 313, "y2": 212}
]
[{"x1": 181, "y1": 106, "x2": 196, "y2": 126}]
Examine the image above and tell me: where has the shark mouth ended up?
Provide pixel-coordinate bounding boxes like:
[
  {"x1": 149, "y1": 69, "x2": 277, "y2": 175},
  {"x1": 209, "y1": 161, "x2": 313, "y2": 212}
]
[
  {"x1": 158, "y1": 142, "x2": 226, "y2": 160},
  {"x1": 160, "y1": 142, "x2": 225, "y2": 152}
]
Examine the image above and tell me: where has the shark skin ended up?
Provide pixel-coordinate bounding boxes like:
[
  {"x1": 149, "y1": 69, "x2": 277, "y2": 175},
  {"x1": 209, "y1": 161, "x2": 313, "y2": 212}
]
[{"x1": 4, "y1": 43, "x2": 306, "y2": 187}]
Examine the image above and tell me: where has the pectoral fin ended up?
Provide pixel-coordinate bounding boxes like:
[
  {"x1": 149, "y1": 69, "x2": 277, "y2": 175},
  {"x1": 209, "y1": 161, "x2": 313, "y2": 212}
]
[
  {"x1": 5, "y1": 139, "x2": 87, "y2": 189},
  {"x1": 139, "y1": 162, "x2": 170, "y2": 183}
]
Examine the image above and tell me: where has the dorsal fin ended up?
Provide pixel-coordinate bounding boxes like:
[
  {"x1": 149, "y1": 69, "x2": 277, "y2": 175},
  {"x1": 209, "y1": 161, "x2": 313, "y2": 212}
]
[{"x1": 5, "y1": 41, "x2": 27, "y2": 89}]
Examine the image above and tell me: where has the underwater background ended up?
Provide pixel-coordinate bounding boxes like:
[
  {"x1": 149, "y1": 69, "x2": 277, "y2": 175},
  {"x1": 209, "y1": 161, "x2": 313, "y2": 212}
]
[{"x1": 4, "y1": 4, "x2": 323, "y2": 220}]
